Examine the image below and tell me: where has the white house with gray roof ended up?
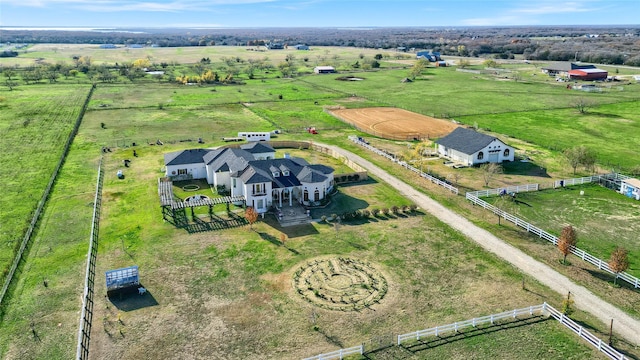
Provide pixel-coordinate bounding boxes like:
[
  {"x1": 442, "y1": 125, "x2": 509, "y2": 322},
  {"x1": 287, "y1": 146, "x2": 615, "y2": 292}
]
[
  {"x1": 164, "y1": 143, "x2": 334, "y2": 214},
  {"x1": 435, "y1": 127, "x2": 514, "y2": 166}
]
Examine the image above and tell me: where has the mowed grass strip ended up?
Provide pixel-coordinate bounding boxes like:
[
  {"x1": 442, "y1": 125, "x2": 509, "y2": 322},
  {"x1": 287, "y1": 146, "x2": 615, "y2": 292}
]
[
  {"x1": 0, "y1": 85, "x2": 90, "y2": 284},
  {"x1": 485, "y1": 184, "x2": 640, "y2": 277},
  {"x1": 0, "y1": 145, "x2": 100, "y2": 359}
]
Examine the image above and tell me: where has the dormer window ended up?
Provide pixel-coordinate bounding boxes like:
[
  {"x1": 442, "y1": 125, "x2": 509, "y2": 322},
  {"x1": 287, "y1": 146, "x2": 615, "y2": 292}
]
[
  {"x1": 273, "y1": 171, "x2": 280, "y2": 177},
  {"x1": 283, "y1": 170, "x2": 289, "y2": 176}
]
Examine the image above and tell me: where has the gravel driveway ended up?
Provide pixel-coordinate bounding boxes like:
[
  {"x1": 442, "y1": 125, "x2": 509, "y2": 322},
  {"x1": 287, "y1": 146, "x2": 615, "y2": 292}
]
[{"x1": 327, "y1": 143, "x2": 640, "y2": 346}]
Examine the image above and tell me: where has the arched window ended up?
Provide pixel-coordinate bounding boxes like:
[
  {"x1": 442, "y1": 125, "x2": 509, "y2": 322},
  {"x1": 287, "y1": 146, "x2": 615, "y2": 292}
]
[
  {"x1": 503, "y1": 149, "x2": 510, "y2": 157},
  {"x1": 303, "y1": 189, "x2": 309, "y2": 201},
  {"x1": 314, "y1": 189, "x2": 320, "y2": 201},
  {"x1": 477, "y1": 151, "x2": 484, "y2": 160}
]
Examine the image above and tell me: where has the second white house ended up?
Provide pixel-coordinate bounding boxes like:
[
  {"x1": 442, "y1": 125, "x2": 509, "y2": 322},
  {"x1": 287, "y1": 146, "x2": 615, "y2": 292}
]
[{"x1": 435, "y1": 127, "x2": 514, "y2": 166}]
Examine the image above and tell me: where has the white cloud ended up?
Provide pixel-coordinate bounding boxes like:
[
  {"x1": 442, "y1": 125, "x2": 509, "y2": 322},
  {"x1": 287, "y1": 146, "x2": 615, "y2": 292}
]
[{"x1": 513, "y1": 1, "x2": 602, "y2": 15}]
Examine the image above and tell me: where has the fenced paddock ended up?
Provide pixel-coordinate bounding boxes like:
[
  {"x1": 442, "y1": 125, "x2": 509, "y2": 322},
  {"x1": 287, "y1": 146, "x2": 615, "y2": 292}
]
[
  {"x1": 331, "y1": 107, "x2": 458, "y2": 141},
  {"x1": 349, "y1": 136, "x2": 459, "y2": 194},
  {"x1": 304, "y1": 303, "x2": 627, "y2": 360},
  {"x1": 466, "y1": 182, "x2": 640, "y2": 289}
]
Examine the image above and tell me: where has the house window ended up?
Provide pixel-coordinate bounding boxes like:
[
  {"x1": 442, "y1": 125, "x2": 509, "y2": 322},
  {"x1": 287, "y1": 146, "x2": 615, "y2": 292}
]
[
  {"x1": 233, "y1": 178, "x2": 236, "y2": 187},
  {"x1": 178, "y1": 169, "x2": 188, "y2": 175},
  {"x1": 273, "y1": 172, "x2": 280, "y2": 177},
  {"x1": 257, "y1": 199, "x2": 264, "y2": 209},
  {"x1": 504, "y1": 149, "x2": 510, "y2": 157},
  {"x1": 255, "y1": 184, "x2": 262, "y2": 194},
  {"x1": 283, "y1": 171, "x2": 289, "y2": 176},
  {"x1": 477, "y1": 152, "x2": 484, "y2": 160}
]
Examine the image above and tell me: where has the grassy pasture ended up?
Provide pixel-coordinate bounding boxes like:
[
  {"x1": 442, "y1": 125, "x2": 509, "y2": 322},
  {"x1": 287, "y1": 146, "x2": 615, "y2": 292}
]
[
  {"x1": 1, "y1": 44, "x2": 392, "y2": 68},
  {"x1": 459, "y1": 101, "x2": 640, "y2": 169},
  {"x1": 79, "y1": 149, "x2": 599, "y2": 360},
  {"x1": 485, "y1": 184, "x2": 640, "y2": 277},
  {"x1": 0, "y1": 84, "x2": 90, "y2": 284}
]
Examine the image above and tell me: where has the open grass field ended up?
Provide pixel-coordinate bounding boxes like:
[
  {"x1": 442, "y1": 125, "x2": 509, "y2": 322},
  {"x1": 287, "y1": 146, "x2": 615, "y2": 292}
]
[
  {"x1": 485, "y1": 183, "x2": 640, "y2": 277},
  {"x1": 0, "y1": 84, "x2": 90, "y2": 284},
  {"x1": 0, "y1": 44, "x2": 396, "y2": 68},
  {"x1": 330, "y1": 107, "x2": 458, "y2": 140},
  {"x1": 2, "y1": 46, "x2": 640, "y2": 359}
]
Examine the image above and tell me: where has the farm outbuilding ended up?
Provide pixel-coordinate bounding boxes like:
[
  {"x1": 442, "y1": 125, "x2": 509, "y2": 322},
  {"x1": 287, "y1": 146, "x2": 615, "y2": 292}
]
[
  {"x1": 314, "y1": 66, "x2": 336, "y2": 74},
  {"x1": 436, "y1": 127, "x2": 514, "y2": 166},
  {"x1": 568, "y1": 68, "x2": 608, "y2": 81},
  {"x1": 620, "y1": 178, "x2": 640, "y2": 200},
  {"x1": 416, "y1": 51, "x2": 441, "y2": 62},
  {"x1": 541, "y1": 62, "x2": 596, "y2": 77}
]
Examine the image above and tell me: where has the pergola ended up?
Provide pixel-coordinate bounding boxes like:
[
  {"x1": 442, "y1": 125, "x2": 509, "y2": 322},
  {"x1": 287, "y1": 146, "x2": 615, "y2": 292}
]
[{"x1": 158, "y1": 178, "x2": 245, "y2": 226}]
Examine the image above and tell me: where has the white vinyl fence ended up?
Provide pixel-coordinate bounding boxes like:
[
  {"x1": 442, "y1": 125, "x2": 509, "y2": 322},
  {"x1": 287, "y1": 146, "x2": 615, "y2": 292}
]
[
  {"x1": 302, "y1": 345, "x2": 363, "y2": 360},
  {"x1": 545, "y1": 304, "x2": 627, "y2": 360},
  {"x1": 465, "y1": 191, "x2": 640, "y2": 289},
  {"x1": 348, "y1": 136, "x2": 458, "y2": 194},
  {"x1": 305, "y1": 303, "x2": 627, "y2": 360},
  {"x1": 553, "y1": 173, "x2": 630, "y2": 188},
  {"x1": 397, "y1": 304, "x2": 545, "y2": 345}
]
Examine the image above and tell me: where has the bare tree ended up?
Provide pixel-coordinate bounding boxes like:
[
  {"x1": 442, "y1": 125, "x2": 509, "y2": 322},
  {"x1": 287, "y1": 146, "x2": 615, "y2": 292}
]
[
  {"x1": 244, "y1": 206, "x2": 258, "y2": 230},
  {"x1": 564, "y1": 146, "x2": 597, "y2": 174},
  {"x1": 573, "y1": 97, "x2": 593, "y2": 114},
  {"x1": 608, "y1": 247, "x2": 629, "y2": 285},
  {"x1": 480, "y1": 163, "x2": 502, "y2": 187},
  {"x1": 557, "y1": 225, "x2": 577, "y2": 264}
]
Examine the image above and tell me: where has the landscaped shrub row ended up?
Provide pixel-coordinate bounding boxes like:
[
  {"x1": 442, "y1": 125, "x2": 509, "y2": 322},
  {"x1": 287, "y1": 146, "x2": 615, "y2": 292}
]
[{"x1": 320, "y1": 204, "x2": 418, "y2": 222}]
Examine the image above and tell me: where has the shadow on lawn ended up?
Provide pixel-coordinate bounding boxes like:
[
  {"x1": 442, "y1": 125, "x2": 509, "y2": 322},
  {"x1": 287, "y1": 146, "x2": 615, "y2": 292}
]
[
  {"x1": 365, "y1": 316, "x2": 550, "y2": 358},
  {"x1": 108, "y1": 284, "x2": 159, "y2": 312}
]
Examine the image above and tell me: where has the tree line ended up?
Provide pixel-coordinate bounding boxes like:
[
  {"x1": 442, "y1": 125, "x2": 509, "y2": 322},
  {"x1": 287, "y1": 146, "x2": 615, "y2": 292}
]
[{"x1": 3, "y1": 26, "x2": 640, "y2": 66}]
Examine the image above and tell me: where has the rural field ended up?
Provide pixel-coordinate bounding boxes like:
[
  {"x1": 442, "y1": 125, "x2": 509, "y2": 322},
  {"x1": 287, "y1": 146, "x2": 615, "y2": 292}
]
[
  {"x1": 485, "y1": 183, "x2": 640, "y2": 277},
  {"x1": 1, "y1": 45, "x2": 640, "y2": 359}
]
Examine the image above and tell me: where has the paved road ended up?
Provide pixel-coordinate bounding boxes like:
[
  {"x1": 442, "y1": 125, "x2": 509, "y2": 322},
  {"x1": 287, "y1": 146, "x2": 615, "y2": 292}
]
[{"x1": 326, "y1": 143, "x2": 640, "y2": 346}]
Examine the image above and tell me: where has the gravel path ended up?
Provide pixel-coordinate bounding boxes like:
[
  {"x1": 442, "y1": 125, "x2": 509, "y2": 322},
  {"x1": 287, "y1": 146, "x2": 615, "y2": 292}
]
[{"x1": 327, "y1": 144, "x2": 640, "y2": 346}]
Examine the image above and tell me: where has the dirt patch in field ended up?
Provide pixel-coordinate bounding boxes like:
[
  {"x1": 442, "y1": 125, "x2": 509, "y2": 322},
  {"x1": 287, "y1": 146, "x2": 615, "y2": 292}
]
[{"x1": 330, "y1": 107, "x2": 458, "y2": 140}]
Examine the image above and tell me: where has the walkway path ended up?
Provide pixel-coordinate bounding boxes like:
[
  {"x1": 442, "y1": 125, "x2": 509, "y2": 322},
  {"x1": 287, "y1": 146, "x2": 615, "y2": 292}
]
[{"x1": 325, "y1": 143, "x2": 640, "y2": 346}]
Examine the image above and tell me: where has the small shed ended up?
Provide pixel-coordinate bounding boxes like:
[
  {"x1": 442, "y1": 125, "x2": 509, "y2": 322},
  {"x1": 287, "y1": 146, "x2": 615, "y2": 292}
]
[
  {"x1": 620, "y1": 178, "x2": 640, "y2": 200},
  {"x1": 106, "y1": 266, "x2": 140, "y2": 295},
  {"x1": 314, "y1": 66, "x2": 336, "y2": 74}
]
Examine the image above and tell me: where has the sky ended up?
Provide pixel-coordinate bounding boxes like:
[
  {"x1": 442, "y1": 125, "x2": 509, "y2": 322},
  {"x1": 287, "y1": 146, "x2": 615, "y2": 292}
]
[{"x1": 0, "y1": 0, "x2": 638, "y2": 28}]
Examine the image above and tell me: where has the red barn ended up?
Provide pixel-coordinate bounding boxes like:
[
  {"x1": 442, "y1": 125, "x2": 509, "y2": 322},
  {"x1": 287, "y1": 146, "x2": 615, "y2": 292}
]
[{"x1": 568, "y1": 68, "x2": 608, "y2": 81}]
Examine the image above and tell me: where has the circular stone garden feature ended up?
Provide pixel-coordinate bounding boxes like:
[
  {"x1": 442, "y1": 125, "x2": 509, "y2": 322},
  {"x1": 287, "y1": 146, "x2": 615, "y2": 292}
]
[
  {"x1": 293, "y1": 257, "x2": 388, "y2": 311},
  {"x1": 182, "y1": 184, "x2": 200, "y2": 191}
]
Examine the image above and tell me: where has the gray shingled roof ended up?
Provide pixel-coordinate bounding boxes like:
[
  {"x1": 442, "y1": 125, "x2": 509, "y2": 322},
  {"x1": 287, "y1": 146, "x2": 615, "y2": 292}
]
[
  {"x1": 206, "y1": 148, "x2": 254, "y2": 173},
  {"x1": 240, "y1": 142, "x2": 275, "y2": 154},
  {"x1": 164, "y1": 149, "x2": 211, "y2": 166},
  {"x1": 436, "y1": 127, "x2": 499, "y2": 155}
]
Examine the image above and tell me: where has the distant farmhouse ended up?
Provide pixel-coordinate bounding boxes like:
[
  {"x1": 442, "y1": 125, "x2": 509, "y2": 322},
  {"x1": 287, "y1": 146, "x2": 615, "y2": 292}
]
[
  {"x1": 436, "y1": 127, "x2": 514, "y2": 166},
  {"x1": 541, "y1": 62, "x2": 596, "y2": 77},
  {"x1": 99, "y1": 44, "x2": 117, "y2": 49},
  {"x1": 621, "y1": 178, "x2": 640, "y2": 200},
  {"x1": 416, "y1": 51, "x2": 442, "y2": 62},
  {"x1": 568, "y1": 68, "x2": 608, "y2": 81},
  {"x1": 266, "y1": 42, "x2": 285, "y2": 50},
  {"x1": 314, "y1": 66, "x2": 336, "y2": 74},
  {"x1": 163, "y1": 143, "x2": 334, "y2": 213},
  {"x1": 293, "y1": 44, "x2": 309, "y2": 50}
]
